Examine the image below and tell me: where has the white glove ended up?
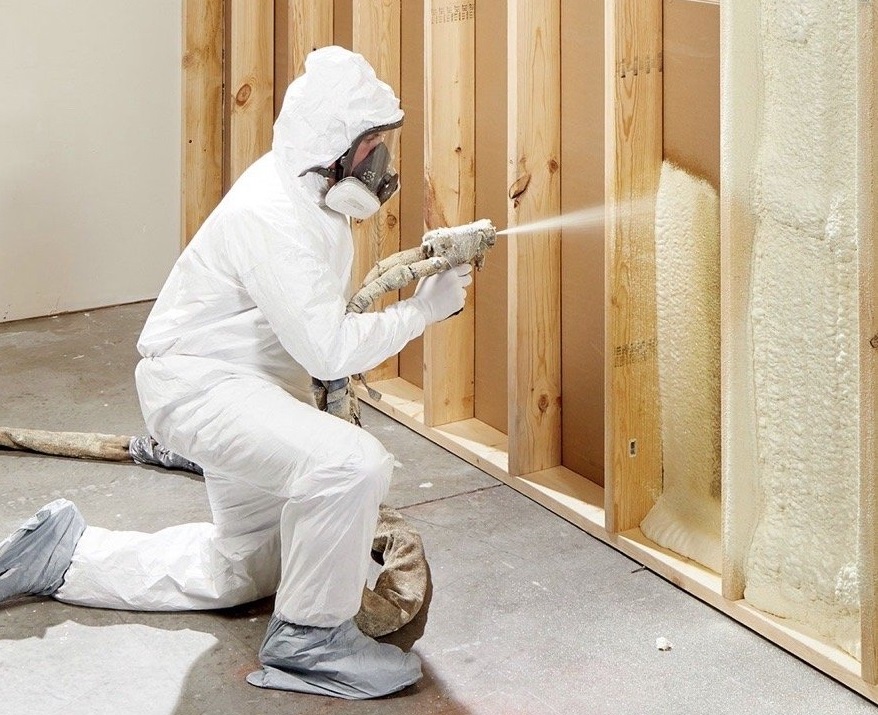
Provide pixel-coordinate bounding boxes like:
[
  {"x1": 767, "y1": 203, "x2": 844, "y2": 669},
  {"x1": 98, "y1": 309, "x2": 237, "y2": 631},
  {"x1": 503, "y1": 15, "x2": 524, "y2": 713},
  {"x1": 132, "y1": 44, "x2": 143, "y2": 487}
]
[{"x1": 410, "y1": 263, "x2": 473, "y2": 325}]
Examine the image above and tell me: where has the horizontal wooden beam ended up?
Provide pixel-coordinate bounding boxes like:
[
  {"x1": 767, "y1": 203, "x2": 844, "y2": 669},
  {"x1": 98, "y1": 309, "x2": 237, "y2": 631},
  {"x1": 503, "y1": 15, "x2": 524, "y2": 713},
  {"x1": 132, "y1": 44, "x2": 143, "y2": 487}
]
[{"x1": 359, "y1": 380, "x2": 873, "y2": 701}]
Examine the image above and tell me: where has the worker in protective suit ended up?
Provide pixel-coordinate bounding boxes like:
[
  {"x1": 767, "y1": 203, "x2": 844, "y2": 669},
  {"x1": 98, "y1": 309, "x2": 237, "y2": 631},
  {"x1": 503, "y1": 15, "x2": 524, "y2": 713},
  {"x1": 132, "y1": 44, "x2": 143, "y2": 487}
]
[{"x1": 0, "y1": 46, "x2": 472, "y2": 699}]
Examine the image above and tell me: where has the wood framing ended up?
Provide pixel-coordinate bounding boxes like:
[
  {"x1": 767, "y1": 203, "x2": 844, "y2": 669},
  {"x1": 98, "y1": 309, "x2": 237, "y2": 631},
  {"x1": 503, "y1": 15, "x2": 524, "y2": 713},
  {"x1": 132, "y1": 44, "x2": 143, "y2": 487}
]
[
  {"x1": 603, "y1": 0, "x2": 663, "y2": 532},
  {"x1": 275, "y1": 2, "x2": 334, "y2": 116},
  {"x1": 181, "y1": 0, "x2": 223, "y2": 246},
  {"x1": 506, "y1": 0, "x2": 562, "y2": 476},
  {"x1": 423, "y1": 1, "x2": 476, "y2": 426},
  {"x1": 859, "y1": 0, "x2": 878, "y2": 685},
  {"x1": 352, "y1": 0, "x2": 403, "y2": 383},
  {"x1": 225, "y1": 0, "x2": 274, "y2": 187},
  {"x1": 288, "y1": 1, "x2": 333, "y2": 97},
  {"x1": 719, "y1": 0, "x2": 760, "y2": 602}
]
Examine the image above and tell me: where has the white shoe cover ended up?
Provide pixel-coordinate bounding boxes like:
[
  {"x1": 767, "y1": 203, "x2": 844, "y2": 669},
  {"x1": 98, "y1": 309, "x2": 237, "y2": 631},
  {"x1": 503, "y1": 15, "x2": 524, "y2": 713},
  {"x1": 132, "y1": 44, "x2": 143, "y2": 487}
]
[
  {"x1": 246, "y1": 616, "x2": 422, "y2": 699},
  {"x1": 0, "y1": 499, "x2": 86, "y2": 601}
]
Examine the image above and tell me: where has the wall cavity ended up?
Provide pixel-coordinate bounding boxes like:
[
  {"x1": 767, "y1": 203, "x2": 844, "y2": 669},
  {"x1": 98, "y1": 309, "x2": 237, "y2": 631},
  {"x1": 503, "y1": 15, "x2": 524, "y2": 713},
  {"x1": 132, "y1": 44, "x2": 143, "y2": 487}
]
[
  {"x1": 642, "y1": 161, "x2": 721, "y2": 572},
  {"x1": 742, "y1": 0, "x2": 860, "y2": 657}
]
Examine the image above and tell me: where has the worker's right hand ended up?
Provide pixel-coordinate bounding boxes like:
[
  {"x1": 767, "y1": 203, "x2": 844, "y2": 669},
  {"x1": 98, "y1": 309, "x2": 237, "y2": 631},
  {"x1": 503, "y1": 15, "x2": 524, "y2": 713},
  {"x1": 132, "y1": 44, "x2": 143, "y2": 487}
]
[{"x1": 411, "y1": 263, "x2": 473, "y2": 325}]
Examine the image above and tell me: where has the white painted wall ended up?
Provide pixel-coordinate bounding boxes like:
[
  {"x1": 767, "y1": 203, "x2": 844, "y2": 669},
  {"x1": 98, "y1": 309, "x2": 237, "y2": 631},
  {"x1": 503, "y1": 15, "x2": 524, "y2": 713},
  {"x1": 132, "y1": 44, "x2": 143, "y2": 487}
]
[{"x1": 0, "y1": 1, "x2": 182, "y2": 323}]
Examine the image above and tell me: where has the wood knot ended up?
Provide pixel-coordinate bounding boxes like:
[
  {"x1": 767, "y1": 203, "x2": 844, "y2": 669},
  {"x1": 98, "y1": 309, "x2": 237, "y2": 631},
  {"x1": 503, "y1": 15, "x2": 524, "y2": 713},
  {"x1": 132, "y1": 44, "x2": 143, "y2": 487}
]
[
  {"x1": 537, "y1": 394, "x2": 549, "y2": 413},
  {"x1": 547, "y1": 158, "x2": 559, "y2": 174},
  {"x1": 386, "y1": 214, "x2": 398, "y2": 228},
  {"x1": 235, "y1": 84, "x2": 252, "y2": 105},
  {"x1": 508, "y1": 173, "x2": 531, "y2": 201},
  {"x1": 181, "y1": 52, "x2": 195, "y2": 69}
]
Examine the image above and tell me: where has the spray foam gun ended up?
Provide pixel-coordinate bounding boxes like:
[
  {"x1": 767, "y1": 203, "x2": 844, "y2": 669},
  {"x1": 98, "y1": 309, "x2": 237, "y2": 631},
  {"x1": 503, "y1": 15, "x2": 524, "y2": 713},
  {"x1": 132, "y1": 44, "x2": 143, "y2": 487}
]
[
  {"x1": 314, "y1": 218, "x2": 498, "y2": 423},
  {"x1": 346, "y1": 218, "x2": 497, "y2": 315}
]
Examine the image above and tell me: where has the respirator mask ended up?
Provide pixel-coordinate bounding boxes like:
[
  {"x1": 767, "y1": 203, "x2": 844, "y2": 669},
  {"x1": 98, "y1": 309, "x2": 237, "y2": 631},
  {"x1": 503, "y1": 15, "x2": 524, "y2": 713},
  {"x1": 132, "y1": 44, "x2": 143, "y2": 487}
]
[{"x1": 311, "y1": 120, "x2": 403, "y2": 220}]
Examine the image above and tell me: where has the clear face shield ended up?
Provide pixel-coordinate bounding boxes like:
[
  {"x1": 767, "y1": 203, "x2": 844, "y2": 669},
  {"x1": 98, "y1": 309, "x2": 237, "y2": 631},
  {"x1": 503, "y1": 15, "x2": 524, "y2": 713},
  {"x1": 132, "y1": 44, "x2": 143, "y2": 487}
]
[{"x1": 322, "y1": 120, "x2": 403, "y2": 220}]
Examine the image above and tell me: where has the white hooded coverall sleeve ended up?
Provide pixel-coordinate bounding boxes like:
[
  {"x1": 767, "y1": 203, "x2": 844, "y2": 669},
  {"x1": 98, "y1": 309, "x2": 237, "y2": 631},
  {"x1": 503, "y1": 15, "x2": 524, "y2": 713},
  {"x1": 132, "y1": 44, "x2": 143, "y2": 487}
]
[{"x1": 239, "y1": 225, "x2": 426, "y2": 381}]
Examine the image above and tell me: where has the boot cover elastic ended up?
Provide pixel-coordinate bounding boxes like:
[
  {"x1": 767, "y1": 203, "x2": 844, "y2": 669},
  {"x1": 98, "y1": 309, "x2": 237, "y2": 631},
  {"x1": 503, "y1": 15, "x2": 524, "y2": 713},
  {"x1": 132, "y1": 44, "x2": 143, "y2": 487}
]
[
  {"x1": 246, "y1": 616, "x2": 422, "y2": 699},
  {"x1": 0, "y1": 499, "x2": 86, "y2": 602}
]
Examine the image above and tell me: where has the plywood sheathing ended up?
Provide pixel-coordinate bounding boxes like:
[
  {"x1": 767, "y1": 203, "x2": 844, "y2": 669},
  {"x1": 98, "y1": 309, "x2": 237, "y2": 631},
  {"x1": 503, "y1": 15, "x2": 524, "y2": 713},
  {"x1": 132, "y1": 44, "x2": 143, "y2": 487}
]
[
  {"x1": 397, "y1": 0, "x2": 426, "y2": 388},
  {"x1": 560, "y1": 0, "x2": 605, "y2": 485},
  {"x1": 662, "y1": 0, "x2": 720, "y2": 189},
  {"x1": 473, "y1": 0, "x2": 510, "y2": 435},
  {"x1": 333, "y1": 0, "x2": 354, "y2": 49}
]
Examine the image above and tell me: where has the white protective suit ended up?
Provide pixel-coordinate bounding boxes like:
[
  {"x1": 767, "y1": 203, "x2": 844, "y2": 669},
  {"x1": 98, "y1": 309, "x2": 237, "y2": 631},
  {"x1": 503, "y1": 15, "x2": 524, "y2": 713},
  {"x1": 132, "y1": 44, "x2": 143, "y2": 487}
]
[{"x1": 54, "y1": 47, "x2": 433, "y2": 628}]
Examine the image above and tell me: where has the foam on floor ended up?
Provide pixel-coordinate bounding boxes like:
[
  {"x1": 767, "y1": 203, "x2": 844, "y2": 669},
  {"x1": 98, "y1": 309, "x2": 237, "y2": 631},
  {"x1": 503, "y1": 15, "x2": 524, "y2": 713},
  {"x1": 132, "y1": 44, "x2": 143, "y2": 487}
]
[
  {"x1": 641, "y1": 161, "x2": 721, "y2": 572},
  {"x1": 741, "y1": 0, "x2": 860, "y2": 657}
]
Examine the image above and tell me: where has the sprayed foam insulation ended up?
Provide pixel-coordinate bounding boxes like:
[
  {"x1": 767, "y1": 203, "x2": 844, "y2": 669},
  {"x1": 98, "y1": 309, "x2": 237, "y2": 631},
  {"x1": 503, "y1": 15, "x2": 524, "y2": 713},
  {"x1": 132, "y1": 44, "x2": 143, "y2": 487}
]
[
  {"x1": 641, "y1": 161, "x2": 721, "y2": 572},
  {"x1": 741, "y1": 1, "x2": 860, "y2": 657}
]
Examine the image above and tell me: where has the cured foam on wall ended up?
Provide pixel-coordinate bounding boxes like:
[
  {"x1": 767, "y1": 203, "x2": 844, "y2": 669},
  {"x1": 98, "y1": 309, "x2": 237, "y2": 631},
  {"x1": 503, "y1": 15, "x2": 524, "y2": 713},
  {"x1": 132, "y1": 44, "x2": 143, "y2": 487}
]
[
  {"x1": 742, "y1": 0, "x2": 860, "y2": 658},
  {"x1": 641, "y1": 161, "x2": 721, "y2": 572}
]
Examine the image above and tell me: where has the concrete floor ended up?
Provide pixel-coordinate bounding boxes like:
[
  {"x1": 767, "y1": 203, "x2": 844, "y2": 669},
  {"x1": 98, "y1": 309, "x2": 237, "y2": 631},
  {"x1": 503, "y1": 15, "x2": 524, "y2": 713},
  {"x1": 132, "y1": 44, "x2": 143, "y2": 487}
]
[{"x1": 0, "y1": 302, "x2": 875, "y2": 715}]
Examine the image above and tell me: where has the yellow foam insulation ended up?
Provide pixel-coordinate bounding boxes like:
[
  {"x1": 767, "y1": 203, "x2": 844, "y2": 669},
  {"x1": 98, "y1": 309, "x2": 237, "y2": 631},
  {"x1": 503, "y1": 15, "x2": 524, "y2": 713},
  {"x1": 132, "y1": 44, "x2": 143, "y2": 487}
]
[
  {"x1": 641, "y1": 161, "x2": 721, "y2": 573},
  {"x1": 741, "y1": 0, "x2": 860, "y2": 658}
]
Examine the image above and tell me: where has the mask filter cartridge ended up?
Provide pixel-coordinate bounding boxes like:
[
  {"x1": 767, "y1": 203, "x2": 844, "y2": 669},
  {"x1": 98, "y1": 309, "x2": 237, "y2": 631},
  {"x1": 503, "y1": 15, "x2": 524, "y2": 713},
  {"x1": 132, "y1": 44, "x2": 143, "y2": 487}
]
[{"x1": 324, "y1": 177, "x2": 382, "y2": 220}]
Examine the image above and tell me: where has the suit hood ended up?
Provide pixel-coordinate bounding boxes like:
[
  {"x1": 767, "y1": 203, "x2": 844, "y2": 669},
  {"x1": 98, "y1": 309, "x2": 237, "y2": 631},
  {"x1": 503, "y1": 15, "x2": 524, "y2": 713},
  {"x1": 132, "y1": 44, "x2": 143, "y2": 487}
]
[{"x1": 272, "y1": 46, "x2": 404, "y2": 202}]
